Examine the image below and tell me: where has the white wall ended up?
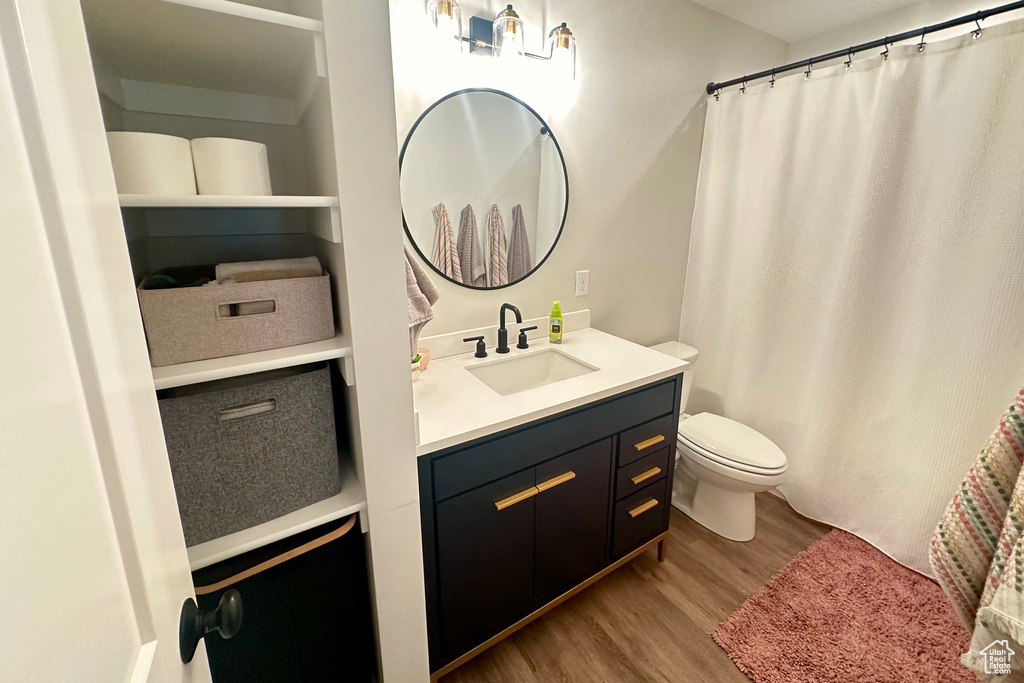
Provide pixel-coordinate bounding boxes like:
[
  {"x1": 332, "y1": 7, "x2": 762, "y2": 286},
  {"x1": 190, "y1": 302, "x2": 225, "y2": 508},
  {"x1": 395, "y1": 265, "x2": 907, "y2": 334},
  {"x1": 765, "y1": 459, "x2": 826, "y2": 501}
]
[
  {"x1": 390, "y1": 0, "x2": 787, "y2": 346},
  {"x1": 788, "y1": 0, "x2": 1024, "y2": 62}
]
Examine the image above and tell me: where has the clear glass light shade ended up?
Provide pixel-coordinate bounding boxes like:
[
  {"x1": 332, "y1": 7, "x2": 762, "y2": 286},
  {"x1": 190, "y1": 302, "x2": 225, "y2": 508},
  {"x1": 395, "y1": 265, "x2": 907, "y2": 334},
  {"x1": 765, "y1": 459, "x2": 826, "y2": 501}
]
[
  {"x1": 492, "y1": 5, "x2": 524, "y2": 59},
  {"x1": 428, "y1": 0, "x2": 462, "y2": 51},
  {"x1": 548, "y1": 23, "x2": 576, "y2": 80}
]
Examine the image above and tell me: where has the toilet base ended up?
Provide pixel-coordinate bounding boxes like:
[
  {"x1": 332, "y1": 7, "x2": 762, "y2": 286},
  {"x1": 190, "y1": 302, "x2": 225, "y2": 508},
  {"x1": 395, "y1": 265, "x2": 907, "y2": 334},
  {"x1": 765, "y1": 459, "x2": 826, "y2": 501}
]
[
  {"x1": 672, "y1": 466, "x2": 757, "y2": 542},
  {"x1": 689, "y1": 481, "x2": 755, "y2": 541}
]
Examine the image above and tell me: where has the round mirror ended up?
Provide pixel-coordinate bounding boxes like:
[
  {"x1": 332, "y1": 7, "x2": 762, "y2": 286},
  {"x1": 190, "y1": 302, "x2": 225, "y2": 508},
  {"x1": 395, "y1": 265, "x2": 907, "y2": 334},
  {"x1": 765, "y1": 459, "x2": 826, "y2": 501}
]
[{"x1": 399, "y1": 88, "x2": 568, "y2": 290}]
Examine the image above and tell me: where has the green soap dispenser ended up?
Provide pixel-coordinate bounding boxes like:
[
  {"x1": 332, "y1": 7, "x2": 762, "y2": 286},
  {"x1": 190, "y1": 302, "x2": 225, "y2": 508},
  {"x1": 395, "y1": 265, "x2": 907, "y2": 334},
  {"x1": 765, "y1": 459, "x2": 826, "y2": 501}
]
[{"x1": 549, "y1": 300, "x2": 563, "y2": 344}]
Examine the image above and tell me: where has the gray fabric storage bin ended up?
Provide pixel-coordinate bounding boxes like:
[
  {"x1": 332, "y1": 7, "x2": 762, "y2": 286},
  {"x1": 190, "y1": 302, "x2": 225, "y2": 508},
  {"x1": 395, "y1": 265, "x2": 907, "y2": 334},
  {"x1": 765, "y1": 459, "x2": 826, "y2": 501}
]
[
  {"x1": 138, "y1": 273, "x2": 335, "y2": 367},
  {"x1": 158, "y1": 364, "x2": 341, "y2": 546}
]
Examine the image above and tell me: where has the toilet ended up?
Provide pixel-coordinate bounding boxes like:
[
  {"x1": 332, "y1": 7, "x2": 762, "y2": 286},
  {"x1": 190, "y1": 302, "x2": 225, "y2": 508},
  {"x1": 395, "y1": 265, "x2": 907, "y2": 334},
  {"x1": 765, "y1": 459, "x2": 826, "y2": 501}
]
[{"x1": 649, "y1": 342, "x2": 788, "y2": 542}]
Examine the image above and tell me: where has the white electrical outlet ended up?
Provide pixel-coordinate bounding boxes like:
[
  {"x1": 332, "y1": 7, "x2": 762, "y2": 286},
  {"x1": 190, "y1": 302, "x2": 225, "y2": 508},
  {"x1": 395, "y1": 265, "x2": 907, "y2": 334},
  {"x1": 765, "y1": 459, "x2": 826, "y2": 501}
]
[{"x1": 575, "y1": 270, "x2": 590, "y2": 296}]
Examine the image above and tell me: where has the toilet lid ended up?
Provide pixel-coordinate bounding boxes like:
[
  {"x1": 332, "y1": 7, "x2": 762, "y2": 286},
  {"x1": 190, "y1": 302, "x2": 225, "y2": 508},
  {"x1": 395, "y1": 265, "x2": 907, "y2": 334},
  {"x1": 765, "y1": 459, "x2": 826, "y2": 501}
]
[{"x1": 678, "y1": 413, "x2": 787, "y2": 471}]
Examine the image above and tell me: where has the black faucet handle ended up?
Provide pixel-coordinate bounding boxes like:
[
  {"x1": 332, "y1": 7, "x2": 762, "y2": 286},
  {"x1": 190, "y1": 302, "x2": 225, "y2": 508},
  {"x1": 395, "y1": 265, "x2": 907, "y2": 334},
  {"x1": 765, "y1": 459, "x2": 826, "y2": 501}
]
[
  {"x1": 463, "y1": 336, "x2": 487, "y2": 358},
  {"x1": 517, "y1": 326, "x2": 538, "y2": 349}
]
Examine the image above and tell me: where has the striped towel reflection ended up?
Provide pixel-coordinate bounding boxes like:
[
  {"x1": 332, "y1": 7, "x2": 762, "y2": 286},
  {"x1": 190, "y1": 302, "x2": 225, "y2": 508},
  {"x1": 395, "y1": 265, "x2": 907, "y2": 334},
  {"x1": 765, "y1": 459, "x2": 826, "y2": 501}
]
[
  {"x1": 457, "y1": 204, "x2": 487, "y2": 287},
  {"x1": 487, "y1": 204, "x2": 508, "y2": 287},
  {"x1": 430, "y1": 203, "x2": 462, "y2": 283},
  {"x1": 508, "y1": 203, "x2": 532, "y2": 282}
]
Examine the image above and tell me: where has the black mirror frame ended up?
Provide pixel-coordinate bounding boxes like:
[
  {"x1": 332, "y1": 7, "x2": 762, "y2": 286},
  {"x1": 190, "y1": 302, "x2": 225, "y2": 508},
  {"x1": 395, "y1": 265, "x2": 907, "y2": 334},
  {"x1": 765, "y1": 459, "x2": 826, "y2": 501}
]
[{"x1": 398, "y1": 88, "x2": 569, "y2": 291}]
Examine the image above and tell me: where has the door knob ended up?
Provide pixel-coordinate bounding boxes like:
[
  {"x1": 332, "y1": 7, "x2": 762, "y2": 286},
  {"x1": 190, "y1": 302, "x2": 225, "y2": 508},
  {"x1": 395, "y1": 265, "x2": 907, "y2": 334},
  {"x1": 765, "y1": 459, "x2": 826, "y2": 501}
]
[{"x1": 178, "y1": 589, "x2": 243, "y2": 663}]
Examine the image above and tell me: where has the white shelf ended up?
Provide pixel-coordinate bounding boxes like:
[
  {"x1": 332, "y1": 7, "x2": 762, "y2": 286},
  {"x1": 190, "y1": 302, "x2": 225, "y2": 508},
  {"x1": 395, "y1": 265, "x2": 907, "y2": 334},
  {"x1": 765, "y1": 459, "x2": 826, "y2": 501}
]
[
  {"x1": 187, "y1": 459, "x2": 365, "y2": 570},
  {"x1": 119, "y1": 194, "x2": 337, "y2": 209},
  {"x1": 120, "y1": 195, "x2": 342, "y2": 243},
  {"x1": 158, "y1": 0, "x2": 323, "y2": 33},
  {"x1": 152, "y1": 332, "x2": 353, "y2": 390}
]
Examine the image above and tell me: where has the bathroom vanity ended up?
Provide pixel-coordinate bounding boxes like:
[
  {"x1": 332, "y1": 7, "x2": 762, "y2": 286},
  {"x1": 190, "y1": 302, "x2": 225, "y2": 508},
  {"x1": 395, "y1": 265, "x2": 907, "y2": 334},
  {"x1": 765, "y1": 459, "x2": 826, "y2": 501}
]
[{"x1": 414, "y1": 327, "x2": 687, "y2": 678}]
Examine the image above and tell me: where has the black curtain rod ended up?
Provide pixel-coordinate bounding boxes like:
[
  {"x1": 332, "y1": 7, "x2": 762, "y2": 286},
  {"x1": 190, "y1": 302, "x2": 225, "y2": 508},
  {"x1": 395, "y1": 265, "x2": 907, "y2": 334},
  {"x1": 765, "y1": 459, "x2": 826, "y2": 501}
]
[{"x1": 706, "y1": 0, "x2": 1024, "y2": 94}]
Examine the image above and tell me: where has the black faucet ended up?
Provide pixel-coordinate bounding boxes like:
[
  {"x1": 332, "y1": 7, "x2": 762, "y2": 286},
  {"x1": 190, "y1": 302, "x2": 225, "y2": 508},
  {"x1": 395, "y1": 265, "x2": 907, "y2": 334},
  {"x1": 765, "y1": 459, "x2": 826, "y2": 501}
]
[{"x1": 496, "y1": 303, "x2": 523, "y2": 354}]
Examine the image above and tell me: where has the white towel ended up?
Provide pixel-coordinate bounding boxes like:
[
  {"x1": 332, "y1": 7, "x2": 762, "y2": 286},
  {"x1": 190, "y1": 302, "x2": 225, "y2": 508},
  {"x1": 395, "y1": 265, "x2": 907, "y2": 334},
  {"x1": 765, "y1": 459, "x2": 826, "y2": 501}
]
[
  {"x1": 430, "y1": 203, "x2": 462, "y2": 282},
  {"x1": 457, "y1": 205, "x2": 487, "y2": 287},
  {"x1": 406, "y1": 245, "x2": 439, "y2": 357},
  {"x1": 215, "y1": 256, "x2": 322, "y2": 282},
  {"x1": 507, "y1": 203, "x2": 532, "y2": 282},
  {"x1": 486, "y1": 204, "x2": 508, "y2": 287}
]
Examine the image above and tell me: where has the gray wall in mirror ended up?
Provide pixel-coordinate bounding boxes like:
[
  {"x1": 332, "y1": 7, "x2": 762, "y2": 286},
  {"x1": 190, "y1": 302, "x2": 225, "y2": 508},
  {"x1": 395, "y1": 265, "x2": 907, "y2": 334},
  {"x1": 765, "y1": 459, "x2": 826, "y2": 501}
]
[{"x1": 400, "y1": 88, "x2": 568, "y2": 290}]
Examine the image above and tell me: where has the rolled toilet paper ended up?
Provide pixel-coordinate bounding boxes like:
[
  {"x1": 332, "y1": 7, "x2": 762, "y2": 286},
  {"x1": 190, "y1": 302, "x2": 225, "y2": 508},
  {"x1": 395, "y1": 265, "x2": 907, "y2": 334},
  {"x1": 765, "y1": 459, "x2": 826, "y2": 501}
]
[
  {"x1": 190, "y1": 137, "x2": 273, "y2": 196},
  {"x1": 106, "y1": 131, "x2": 197, "y2": 195}
]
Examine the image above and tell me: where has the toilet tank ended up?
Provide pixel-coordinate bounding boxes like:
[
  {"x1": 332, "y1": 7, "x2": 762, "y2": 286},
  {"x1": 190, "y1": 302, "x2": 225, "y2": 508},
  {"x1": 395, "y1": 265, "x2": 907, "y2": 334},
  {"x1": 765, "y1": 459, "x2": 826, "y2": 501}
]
[{"x1": 649, "y1": 341, "x2": 698, "y2": 413}]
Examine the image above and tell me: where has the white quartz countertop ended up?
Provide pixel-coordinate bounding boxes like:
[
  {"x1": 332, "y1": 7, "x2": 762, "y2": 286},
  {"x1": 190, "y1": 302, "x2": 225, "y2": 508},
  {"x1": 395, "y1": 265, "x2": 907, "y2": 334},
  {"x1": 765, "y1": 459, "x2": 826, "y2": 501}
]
[{"x1": 413, "y1": 328, "x2": 688, "y2": 456}]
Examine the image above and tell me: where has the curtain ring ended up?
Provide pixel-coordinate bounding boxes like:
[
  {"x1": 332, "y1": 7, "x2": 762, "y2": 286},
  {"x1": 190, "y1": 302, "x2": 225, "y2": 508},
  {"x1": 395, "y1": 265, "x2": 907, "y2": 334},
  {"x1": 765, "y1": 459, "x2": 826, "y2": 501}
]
[
  {"x1": 714, "y1": 88, "x2": 721, "y2": 101},
  {"x1": 917, "y1": 32, "x2": 927, "y2": 52},
  {"x1": 973, "y1": 14, "x2": 984, "y2": 39},
  {"x1": 845, "y1": 49, "x2": 855, "y2": 70},
  {"x1": 740, "y1": 80, "x2": 746, "y2": 95},
  {"x1": 881, "y1": 38, "x2": 890, "y2": 60},
  {"x1": 804, "y1": 60, "x2": 813, "y2": 80},
  {"x1": 769, "y1": 68, "x2": 776, "y2": 89}
]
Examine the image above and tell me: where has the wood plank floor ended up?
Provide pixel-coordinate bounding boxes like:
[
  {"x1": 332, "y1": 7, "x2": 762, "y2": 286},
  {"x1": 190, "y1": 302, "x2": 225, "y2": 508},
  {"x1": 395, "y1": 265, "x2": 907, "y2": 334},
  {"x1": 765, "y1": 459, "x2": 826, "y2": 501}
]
[{"x1": 441, "y1": 493, "x2": 831, "y2": 683}]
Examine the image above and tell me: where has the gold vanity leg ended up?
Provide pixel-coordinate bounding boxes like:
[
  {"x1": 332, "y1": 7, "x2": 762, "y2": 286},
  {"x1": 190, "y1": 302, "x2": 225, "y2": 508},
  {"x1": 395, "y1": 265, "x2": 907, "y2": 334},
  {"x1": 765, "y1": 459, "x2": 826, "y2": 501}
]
[{"x1": 658, "y1": 539, "x2": 667, "y2": 562}]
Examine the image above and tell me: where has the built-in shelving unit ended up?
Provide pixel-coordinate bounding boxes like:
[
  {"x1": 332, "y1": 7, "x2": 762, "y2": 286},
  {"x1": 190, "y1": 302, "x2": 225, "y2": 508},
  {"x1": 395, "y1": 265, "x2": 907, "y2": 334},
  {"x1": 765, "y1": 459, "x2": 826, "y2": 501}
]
[
  {"x1": 152, "y1": 331, "x2": 353, "y2": 390},
  {"x1": 187, "y1": 458, "x2": 366, "y2": 570},
  {"x1": 82, "y1": 0, "x2": 366, "y2": 570}
]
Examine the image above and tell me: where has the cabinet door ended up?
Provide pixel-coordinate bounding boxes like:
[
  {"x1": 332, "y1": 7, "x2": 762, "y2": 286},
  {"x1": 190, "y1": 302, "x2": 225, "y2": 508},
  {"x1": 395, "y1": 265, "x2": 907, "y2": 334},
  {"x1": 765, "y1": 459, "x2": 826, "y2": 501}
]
[
  {"x1": 435, "y1": 468, "x2": 536, "y2": 659},
  {"x1": 534, "y1": 439, "x2": 613, "y2": 603}
]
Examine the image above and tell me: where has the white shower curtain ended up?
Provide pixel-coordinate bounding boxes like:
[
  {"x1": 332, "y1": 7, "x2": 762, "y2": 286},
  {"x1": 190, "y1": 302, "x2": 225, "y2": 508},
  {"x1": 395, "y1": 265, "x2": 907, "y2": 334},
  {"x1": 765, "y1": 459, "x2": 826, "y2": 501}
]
[{"x1": 680, "y1": 20, "x2": 1024, "y2": 574}]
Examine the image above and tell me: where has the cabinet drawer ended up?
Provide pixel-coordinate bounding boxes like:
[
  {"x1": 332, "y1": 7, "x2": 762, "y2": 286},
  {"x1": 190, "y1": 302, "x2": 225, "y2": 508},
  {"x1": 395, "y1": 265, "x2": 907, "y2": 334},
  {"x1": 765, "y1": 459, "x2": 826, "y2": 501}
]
[
  {"x1": 615, "y1": 445, "x2": 670, "y2": 501},
  {"x1": 433, "y1": 379, "x2": 677, "y2": 501},
  {"x1": 617, "y1": 414, "x2": 676, "y2": 468},
  {"x1": 612, "y1": 477, "x2": 669, "y2": 557}
]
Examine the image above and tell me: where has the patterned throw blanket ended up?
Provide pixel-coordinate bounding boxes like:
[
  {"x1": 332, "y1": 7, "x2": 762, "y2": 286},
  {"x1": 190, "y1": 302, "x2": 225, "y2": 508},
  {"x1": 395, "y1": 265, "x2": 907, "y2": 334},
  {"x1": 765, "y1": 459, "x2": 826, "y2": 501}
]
[{"x1": 931, "y1": 389, "x2": 1024, "y2": 680}]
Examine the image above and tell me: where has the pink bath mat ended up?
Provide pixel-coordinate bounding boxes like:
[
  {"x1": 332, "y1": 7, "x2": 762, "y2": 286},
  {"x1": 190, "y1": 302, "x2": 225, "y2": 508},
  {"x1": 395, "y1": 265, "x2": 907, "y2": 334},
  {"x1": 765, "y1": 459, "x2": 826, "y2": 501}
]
[{"x1": 713, "y1": 529, "x2": 974, "y2": 683}]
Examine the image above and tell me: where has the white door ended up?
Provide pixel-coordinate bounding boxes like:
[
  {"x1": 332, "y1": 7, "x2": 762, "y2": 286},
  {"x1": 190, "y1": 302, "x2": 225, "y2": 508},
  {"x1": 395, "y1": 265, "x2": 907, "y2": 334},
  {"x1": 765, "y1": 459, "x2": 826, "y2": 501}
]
[{"x1": 0, "y1": 1, "x2": 208, "y2": 681}]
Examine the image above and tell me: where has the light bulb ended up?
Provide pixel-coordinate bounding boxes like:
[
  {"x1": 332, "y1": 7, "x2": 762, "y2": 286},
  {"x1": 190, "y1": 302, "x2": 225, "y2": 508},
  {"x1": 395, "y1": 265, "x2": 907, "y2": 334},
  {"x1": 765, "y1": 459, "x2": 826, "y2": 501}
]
[{"x1": 501, "y1": 30, "x2": 521, "y2": 59}]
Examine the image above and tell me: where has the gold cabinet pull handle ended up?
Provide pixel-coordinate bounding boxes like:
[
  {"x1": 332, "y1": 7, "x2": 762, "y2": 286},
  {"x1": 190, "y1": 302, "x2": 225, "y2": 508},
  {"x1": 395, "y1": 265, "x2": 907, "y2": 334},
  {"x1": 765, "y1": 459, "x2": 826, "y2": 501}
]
[
  {"x1": 634, "y1": 434, "x2": 666, "y2": 451},
  {"x1": 495, "y1": 486, "x2": 539, "y2": 511},
  {"x1": 630, "y1": 467, "x2": 662, "y2": 485},
  {"x1": 628, "y1": 499, "x2": 659, "y2": 518},
  {"x1": 537, "y1": 471, "x2": 576, "y2": 492}
]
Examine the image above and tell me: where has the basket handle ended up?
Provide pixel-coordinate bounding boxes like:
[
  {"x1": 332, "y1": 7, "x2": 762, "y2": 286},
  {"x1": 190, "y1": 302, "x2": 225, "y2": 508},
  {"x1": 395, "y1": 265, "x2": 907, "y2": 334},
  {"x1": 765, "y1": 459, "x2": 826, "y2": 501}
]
[
  {"x1": 217, "y1": 299, "x2": 277, "y2": 318},
  {"x1": 218, "y1": 399, "x2": 277, "y2": 422}
]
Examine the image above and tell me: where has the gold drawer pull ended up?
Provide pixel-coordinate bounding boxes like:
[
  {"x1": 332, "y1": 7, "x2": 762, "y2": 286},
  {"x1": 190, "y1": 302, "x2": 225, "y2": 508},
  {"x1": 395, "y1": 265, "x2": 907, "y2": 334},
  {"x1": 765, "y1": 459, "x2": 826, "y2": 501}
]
[
  {"x1": 628, "y1": 499, "x2": 659, "y2": 518},
  {"x1": 537, "y1": 471, "x2": 576, "y2": 492},
  {"x1": 631, "y1": 467, "x2": 662, "y2": 485},
  {"x1": 495, "y1": 486, "x2": 539, "y2": 511},
  {"x1": 634, "y1": 434, "x2": 666, "y2": 451}
]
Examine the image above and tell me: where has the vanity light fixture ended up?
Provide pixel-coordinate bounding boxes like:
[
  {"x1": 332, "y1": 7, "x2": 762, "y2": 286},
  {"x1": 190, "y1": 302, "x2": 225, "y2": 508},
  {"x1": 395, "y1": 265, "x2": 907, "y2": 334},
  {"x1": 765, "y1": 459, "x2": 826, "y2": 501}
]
[{"x1": 426, "y1": 1, "x2": 577, "y2": 79}]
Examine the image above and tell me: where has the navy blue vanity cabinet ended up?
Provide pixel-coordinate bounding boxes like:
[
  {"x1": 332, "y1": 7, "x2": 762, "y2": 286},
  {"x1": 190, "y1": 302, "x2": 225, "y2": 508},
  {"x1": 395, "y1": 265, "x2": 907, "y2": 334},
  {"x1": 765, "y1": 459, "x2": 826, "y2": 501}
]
[{"x1": 419, "y1": 373, "x2": 684, "y2": 676}]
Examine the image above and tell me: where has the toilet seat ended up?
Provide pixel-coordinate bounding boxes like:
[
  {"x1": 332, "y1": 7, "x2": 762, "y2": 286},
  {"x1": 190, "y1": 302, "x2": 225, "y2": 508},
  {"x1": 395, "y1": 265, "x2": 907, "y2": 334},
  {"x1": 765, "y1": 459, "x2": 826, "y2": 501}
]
[{"x1": 677, "y1": 413, "x2": 787, "y2": 475}]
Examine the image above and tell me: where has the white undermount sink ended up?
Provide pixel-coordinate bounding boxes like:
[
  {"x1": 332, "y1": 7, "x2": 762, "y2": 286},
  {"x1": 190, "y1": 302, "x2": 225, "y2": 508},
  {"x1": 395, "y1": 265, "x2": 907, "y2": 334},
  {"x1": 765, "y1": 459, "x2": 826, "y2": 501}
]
[{"x1": 466, "y1": 348, "x2": 599, "y2": 396}]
